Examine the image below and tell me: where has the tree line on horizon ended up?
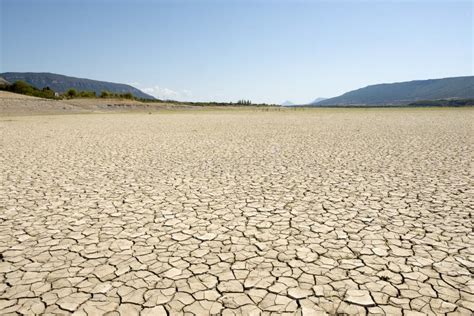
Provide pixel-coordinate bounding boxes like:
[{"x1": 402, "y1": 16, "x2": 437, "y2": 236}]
[
  {"x1": 237, "y1": 99, "x2": 252, "y2": 105},
  {"x1": 0, "y1": 80, "x2": 274, "y2": 106}
]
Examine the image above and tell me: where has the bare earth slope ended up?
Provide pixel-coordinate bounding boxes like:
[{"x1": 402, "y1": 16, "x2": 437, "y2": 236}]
[
  {"x1": 0, "y1": 91, "x2": 85, "y2": 115},
  {"x1": 0, "y1": 91, "x2": 191, "y2": 115},
  {"x1": 0, "y1": 109, "x2": 472, "y2": 315}
]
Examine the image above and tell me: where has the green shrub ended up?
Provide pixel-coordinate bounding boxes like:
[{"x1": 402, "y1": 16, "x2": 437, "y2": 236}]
[
  {"x1": 100, "y1": 91, "x2": 110, "y2": 98},
  {"x1": 11, "y1": 80, "x2": 35, "y2": 95},
  {"x1": 41, "y1": 86, "x2": 56, "y2": 99},
  {"x1": 66, "y1": 89, "x2": 78, "y2": 98}
]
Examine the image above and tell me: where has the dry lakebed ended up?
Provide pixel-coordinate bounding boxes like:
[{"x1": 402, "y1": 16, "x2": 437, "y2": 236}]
[{"x1": 0, "y1": 108, "x2": 472, "y2": 315}]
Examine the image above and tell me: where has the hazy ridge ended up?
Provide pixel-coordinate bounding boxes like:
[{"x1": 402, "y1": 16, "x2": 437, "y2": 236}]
[{"x1": 313, "y1": 76, "x2": 474, "y2": 106}]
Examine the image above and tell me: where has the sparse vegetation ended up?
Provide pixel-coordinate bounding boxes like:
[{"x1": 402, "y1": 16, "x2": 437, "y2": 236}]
[
  {"x1": 100, "y1": 91, "x2": 135, "y2": 99},
  {"x1": 0, "y1": 81, "x2": 278, "y2": 107},
  {"x1": 408, "y1": 99, "x2": 474, "y2": 107},
  {"x1": 0, "y1": 82, "x2": 278, "y2": 107},
  {"x1": 137, "y1": 98, "x2": 274, "y2": 107}
]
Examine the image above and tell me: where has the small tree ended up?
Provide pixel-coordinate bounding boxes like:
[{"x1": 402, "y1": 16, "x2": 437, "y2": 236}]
[{"x1": 66, "y1": 88, "x2": 77, "y2": 98}]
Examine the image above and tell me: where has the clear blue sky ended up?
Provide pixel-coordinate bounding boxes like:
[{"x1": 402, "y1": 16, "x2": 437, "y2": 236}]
[{"x1": 1, "y1": 0, "x2": 472, "y2": 103}]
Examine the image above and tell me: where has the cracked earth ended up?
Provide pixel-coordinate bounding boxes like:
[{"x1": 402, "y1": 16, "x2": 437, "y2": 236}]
[{"x1": 0, "y1": 108, "x2": 473, "y2": 315}]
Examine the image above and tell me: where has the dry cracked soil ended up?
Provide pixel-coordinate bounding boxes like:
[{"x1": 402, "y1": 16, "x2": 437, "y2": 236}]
[{"x1": 0, "y1": 108, "x2": 472, "y2": 315}]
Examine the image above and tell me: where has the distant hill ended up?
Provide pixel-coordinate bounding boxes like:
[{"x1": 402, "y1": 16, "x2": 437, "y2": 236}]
[
  {"x1": 314, "y1": 76, "x2": 474, "y2": 106},
  {"x1": 310, "y1": 97, "x2": 327, "y2": 105},
  {"x1": 281, "y1": 100, "x2": 295, "y2": 106},
  {"x1": 0, "y1": 72, "x2": 155, "y2": 99}
]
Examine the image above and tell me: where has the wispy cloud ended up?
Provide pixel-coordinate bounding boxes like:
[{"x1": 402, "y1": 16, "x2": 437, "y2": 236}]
[{"x1": 142, "y1": 85, "x2": 192, "y2": 100}]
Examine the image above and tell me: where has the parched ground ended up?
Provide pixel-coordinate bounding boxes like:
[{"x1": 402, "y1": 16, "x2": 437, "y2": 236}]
[
  {"x1": 0, "y1": 91, "x2": 192, "y2": 116},
  {"x1": 0, "y1": 108, "x2": 472, "y2": 315}
]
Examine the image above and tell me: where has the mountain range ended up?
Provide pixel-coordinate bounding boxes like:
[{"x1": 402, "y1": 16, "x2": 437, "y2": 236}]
[
  {"x1": 2, "y1": 72, "x2": 472, "y2": 106},
  {"x1": 0, "y1": 72, "x2": 155, "y2": 99},
  {"x1": 312, "y1": 76, "x2": 474, "y2": 106}
]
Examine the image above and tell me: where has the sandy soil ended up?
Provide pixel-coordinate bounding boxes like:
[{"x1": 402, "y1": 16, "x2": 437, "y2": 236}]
[{"x1": 0, "y1": 109, "x2": 473, "y2": 315}]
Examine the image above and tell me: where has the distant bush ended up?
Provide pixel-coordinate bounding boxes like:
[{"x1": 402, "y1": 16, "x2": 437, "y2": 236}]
[
  {"x1": 78, "y1": 90, "x2": 96, "y2": 98},
  {"x1": 100, "y1": 90, "x2": 135, "y2": 99},
  {"x1": 100, "y1": 91, "x2": 110, "y2": 98},
  {"x1": 122, "y1": 92, "x2": 133, "y2": 99}
]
